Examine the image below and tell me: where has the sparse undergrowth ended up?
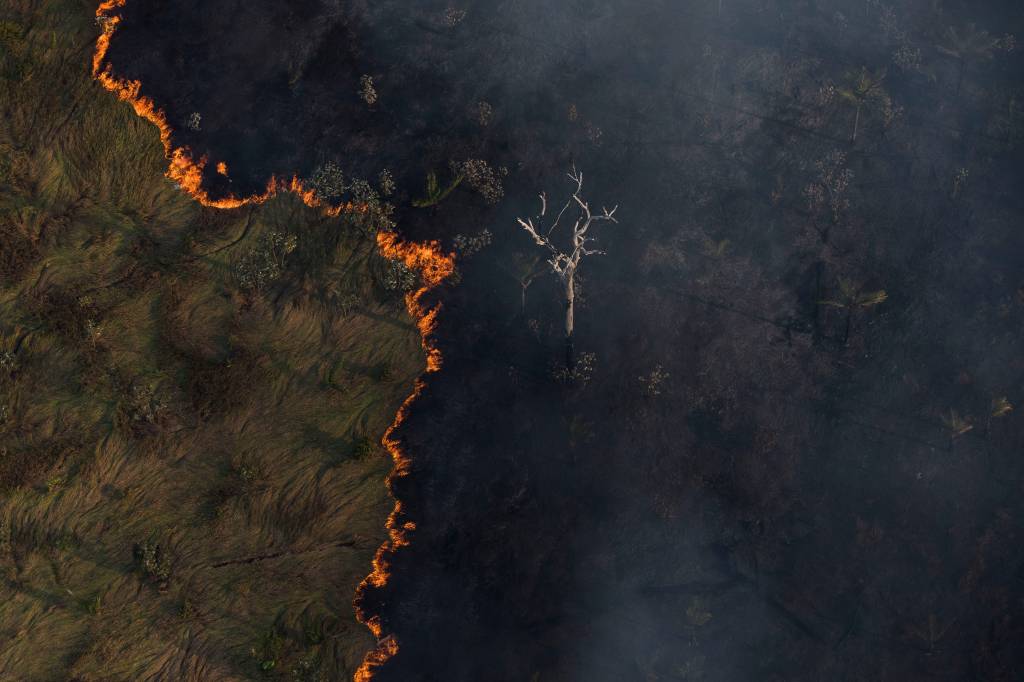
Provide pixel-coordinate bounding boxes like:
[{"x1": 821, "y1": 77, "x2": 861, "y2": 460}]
[{"x1": 0, "y1": 2, "x2": 422, "y2": 680}]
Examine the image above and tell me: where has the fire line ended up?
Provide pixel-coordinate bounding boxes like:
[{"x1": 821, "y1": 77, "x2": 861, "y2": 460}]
[{"x1": 92, "y1": 2, "x2": 456, "y2": 678}]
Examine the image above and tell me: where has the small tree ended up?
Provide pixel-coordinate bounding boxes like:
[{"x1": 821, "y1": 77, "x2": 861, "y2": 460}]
[
  {"x1": 499, "y1": 250, "x2": 547, "y2": 316},
  {"x1": 936, "y1": 23, "x2": 1006, "y2": 96},
  {"x1": 836, "y1": 68, "x2": 888, "y2": 142},
  {"x1": 515, "y1": 167, "x2": 617, "y2": 367},
  {"x1": 819, "y1": 278, "x2": 887, "y2": 344},
  {"x1": 412, "y1": 170, "x2": 462, "y2": 208}
]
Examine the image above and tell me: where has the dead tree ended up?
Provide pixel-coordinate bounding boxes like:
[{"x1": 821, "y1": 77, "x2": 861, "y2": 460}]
[{"x1": 516, "y1": 167, "x2": 617, "y2": 367}]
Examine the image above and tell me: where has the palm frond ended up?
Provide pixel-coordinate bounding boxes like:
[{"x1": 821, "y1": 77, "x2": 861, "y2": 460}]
[
  {"x1": 856, "y1": 289, "x2": 887, "y2": 307},
  {"x1": 941, "y1": 409, "x2": 974, "y2": 437},
  {"x1": 991, "y1": 396, "x2": 1013, "y2": 418}
]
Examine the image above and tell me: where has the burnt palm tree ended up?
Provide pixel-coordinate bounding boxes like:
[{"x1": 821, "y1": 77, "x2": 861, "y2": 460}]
[
  {"x1": 937, "y1": 23, "x2": 1000, "y2": 96},
  {"x1": 819, "y1": 278, "x2": 887, "y2": 344},
  {"x1": 500, "y1": 250, "x2": 547, "y2": 316},
  {"x1": 836, "y1": 68, "x2": 888, "y2": 142}
]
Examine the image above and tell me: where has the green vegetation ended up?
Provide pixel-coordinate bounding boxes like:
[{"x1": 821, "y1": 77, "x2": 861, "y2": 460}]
[
  {"x1": 232, "y1": 231, "x2": 298, "y2": 293},
  {"x1": 836, "y1": 67, "x2": 889, "y2": 142},
  {"x1": 411, "y1": 169, "x2": 463, "y2": 208},
  {"x1": 0, "y1": 2, "x2": 421, "y2": 679},
  {"x1": 819, "y1": 278, "x2": 888, "y2": 343}
]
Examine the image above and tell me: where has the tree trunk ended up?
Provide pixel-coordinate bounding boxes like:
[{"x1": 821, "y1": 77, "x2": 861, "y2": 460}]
[
  {"x1": 812, "y1": 260, "x2": 824, "y2": 339},
  {"x1": 564, "y1": 270, "x2": 576, "y2": 368}
]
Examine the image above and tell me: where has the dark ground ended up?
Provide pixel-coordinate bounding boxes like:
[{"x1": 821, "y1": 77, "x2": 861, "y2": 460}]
[{"x1": 99, "y1": 0, "x2": 1024, "y2": 680}]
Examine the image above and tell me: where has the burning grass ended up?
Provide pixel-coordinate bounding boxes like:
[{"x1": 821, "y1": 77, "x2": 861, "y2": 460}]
[{"x1": 92, "y1": 0, "x2": 368, "y2": 217}]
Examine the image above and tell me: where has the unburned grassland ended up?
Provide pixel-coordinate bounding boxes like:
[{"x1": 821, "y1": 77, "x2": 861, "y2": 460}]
[{"x1": 0, "y1": 2, "x2": 422, "y2": 679}]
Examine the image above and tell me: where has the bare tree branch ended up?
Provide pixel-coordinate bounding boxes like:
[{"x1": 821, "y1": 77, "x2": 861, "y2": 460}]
[{"x1": 514, "y1": 167, "x2": 618, "y2": 367}]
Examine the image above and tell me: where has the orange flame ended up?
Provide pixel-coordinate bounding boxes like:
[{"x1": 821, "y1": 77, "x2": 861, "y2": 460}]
[
  {"x1": 93, "y1": 1, "x2": 366, "y2": 214},
  {"x1": 352, "y1": 235, "x2": 455, "y2": 679},
  {"x1": 354, "y1": 634, "x2": 400, "y2": 682},
  {"x1": 376, "y1": 231, "x2": 455, "y2": 372},
  {"x1": 92, "y1": 3, "x2": 457, "y2": 679}
]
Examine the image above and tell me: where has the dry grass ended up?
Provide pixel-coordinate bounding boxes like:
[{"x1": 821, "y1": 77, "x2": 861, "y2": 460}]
[{"x1": 0, "y1": 2, "x2": 421, "y2": 679}]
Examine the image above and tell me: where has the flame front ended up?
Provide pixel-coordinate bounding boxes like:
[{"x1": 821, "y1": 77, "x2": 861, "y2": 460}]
[
  {"x1": 353, "y1": 234, "x2": 455, "y2": 679},
  {"x1": 93, "y1": 1, "x2": 365, "y2": 215},
  {"x1": 377, "y1": 231, "x2": 455, "y2": 372},
  {"x1": 92, "y1": 3, "x2": 457, "y2": 679}
]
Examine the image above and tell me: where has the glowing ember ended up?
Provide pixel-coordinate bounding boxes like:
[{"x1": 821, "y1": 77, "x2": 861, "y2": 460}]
[{"x1": 92, "y1": 3, "x2": 457, "y2": 678}]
